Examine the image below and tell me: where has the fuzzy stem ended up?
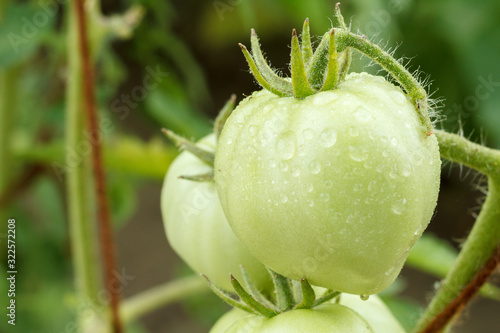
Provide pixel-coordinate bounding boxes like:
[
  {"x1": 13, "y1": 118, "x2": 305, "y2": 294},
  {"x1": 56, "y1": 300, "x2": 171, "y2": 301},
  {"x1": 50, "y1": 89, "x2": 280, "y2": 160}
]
[
  {"x1": 66, "y1": 0, "x2": 101, "y2": 320},
  {"x1": 337, "y1": 31, "x2": 433, "y2": 134},
  {"x1": 121, "y1": 275, "x2": 209, "y2": 323},
  {"x1": 414, "y1": 132, "x2": 500, "y2": 332},
  {"x1": 435, "y1": 130, "x2": 500, "y2": 178}
]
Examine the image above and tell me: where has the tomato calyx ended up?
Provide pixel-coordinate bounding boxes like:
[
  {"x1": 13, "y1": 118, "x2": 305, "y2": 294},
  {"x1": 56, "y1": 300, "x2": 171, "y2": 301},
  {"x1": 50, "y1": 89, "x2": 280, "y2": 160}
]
[
  {"x1": 203, "y1": 266, "x2": 343, "y2": 318},
  {"x1": 239, "y1": 4, "x2": 351, "y2": 99}
]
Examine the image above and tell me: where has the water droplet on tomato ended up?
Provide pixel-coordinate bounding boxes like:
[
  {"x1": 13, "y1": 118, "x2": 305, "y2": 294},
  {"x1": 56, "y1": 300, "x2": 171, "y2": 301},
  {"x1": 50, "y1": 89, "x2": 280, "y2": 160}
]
[
  {"x1": 249, "y1": 125, "x2": 259, "y2": 136},
  {"x1": 390, "y1": 137, "x2": 398, "y2": 146},
  {"x1": 309, "y1": 161, "x2": 321, "y2": 174},
  {"x1": 269, "y1": 159, "x2": 277, "y2": 168},
  {"x1": 306, "y1": 183, "x2": 314, "y2": 192},
  {"x1": 324, "y1": 180, "x2": 333, "y2": 188},
  {"x1": 349, "y1": 146, "x2": 368, "y2": 162},
  {"x1": 280, "y1": 194, "x2": 288, "y2": 203},
  {"x1": 348, "y1": 126, "x2": 359, "y2": 137},
  {"x1": 360, "y1": 294, "x2": 370, "y2": 301},
  {"x1": 307, "y1": 200, "x2": 314, "y2": 207},
  {"x1": 279, "y1": 161, "x2": 289, "y2": 172},
  {"x1": 392, "y1": 198, "x2": 407, "y2": 215},
  {"x1": 390, "y1": 90, "x2": 407, "y2": 106},
  {"x1": 320, "y1": 193, "x2": 330, "y2": 202},
  {"x1": 276, "y1": 132, "x2": 296, "y2": 160},
  {"x1": 292, "y1": 166, "x2": 300, "y2": 177},
  {"x1": 302, "y1": 128, "x2": 314, "y2": 140},
  {"x1": 319, "y1": 129, "x2": 337, "y2": 147}
]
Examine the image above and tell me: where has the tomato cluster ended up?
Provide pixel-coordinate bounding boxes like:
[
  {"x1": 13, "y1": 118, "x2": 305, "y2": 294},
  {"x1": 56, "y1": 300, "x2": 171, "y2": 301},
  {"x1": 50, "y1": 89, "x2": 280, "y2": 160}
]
[{"x1": 161, "y1": 8, "x2": 440, "y2": 332}]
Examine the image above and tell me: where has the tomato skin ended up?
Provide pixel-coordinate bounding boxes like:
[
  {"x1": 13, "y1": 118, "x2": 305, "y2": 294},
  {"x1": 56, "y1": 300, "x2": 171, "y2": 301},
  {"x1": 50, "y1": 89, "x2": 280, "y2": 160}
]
[
  {"x1": 215, "y1": 72, "x2": 441, "y2": 295},
  {"x1": 210, "y1": 303, "x2": 373, "y2": 333},
  {"x1": 161, "y1": 134, "x2": 271, "y2": 291}
]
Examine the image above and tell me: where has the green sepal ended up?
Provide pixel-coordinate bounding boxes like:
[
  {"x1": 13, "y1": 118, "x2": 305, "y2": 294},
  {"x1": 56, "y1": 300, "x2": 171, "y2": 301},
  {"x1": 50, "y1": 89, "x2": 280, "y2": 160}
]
[
  {"x1": 231, "y1": 274, "x2": 278, "y2": 318},
  {"x1": 290, "y1": 29, "x2": 316, "y2": 98},
  {"x1": 239, "y1": 265, "x2": 276, "y2": 310},
  {"x1": 306, "y1": 31, "x2": 331, "y2": 90},
  {"x1": 295, "y1": 279, "x2": 316, "y2": 309},
  {"x1": 214, "y1": 94, "x2": 236, "y2": 140},
  {"x1": 268, "y1": 268, "x2": 295, "y2": 312},
  {"x1": 301, "y1": 18, "x2": 314, "y2": 67},
  {"x1": 178, "y1": 171, "x2": 214, "y2": 182},
  {"x1": 313, "y1": 289, "x2": 341, "y2": 307},
  {"x1": 250, "y1": 29, "x2": 293, "y2": 95},
  {"x1": 321, "y1": 29, "x2": 340, "y2": 91},
  {"x1": 201, "y1": 274, "x2": 258, "y2": 315},
  {"x1": 162, "y1": 129, "x2": 215, "y2": 166},
  {"x1": 239, "y1": 43, "x2": 289, "y2": 97}
]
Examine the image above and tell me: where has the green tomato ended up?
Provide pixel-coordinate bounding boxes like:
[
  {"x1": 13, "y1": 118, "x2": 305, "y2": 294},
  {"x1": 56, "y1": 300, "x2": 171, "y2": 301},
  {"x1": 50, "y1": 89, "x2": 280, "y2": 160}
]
[
  {"x1": 215, "y1": 72, "x2": 441, "y2": 295},
  {"x1": 211, "y1": 294, "x2": 404, "y2": 333},
  {"x1": 210, "y1": 303, "x2": 373, "y2": 333},
  {"x1": 161, "y1": 134, "x2": 271, "y2": 291}
]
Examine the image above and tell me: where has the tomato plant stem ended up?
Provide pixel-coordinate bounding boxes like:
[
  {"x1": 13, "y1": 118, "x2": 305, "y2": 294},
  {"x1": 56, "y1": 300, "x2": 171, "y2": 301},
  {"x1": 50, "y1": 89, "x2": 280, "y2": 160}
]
[
  {"x1": 415, "y1": 132, "x2": 500, "y2": 332},
  {"x1": 74, "y1": 0, "x2": 123, "y2": 331},
  {"x1": 66, "y1": 0, "x2": 102, "y2": 326}
]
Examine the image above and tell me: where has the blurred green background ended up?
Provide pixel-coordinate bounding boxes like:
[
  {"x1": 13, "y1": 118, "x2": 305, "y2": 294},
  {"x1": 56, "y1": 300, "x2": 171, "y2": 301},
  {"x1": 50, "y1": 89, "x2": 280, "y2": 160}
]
[{"x1": 0, "y1": 0, "x2": 499, "y2": 332}]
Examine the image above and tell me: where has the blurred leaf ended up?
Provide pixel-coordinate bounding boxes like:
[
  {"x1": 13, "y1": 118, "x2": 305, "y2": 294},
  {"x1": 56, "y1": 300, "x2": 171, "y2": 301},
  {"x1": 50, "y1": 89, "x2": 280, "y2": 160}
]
[
  {"x1": 381, "y1": 296, "x2": 423, "y2": 332},
  {"x1": 407, "y1": 233, "x2": 500, "y2": 301},
  {"x1": 145, "y1": 88, "x2": 211, "y2": 139},
  {"x1": 108, "y1": 175, "x2": 137, "y2": 228},
  {"x1": 0, "y1": 3, "x2": 53, "y2": 67}
]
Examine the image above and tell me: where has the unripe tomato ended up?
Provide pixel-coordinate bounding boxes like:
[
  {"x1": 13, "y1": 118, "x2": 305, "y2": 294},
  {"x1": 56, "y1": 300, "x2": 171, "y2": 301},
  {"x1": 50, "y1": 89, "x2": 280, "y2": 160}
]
[
  {"x1": 210, "y1": 294, "x2": 404, "y2": 333},
  {"x1": 215, "y1": 72, "x2": 441, "y2": 295},
  {"x1": 210, "y1": 303, "x2": 373, "y2": 333},
  {"x1": 161, "y1": 134, "x2": 271, "y2": 291}
]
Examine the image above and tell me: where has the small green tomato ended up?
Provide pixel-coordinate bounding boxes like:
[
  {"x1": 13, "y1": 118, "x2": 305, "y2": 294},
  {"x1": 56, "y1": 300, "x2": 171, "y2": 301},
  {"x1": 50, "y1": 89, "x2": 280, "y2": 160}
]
[{"x1": 161, "y1": 134, "x2": 271, "y2": 291}]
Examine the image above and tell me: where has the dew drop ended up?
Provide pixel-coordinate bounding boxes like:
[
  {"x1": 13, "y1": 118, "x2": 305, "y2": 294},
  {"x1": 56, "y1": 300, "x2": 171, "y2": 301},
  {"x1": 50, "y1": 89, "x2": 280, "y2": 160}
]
[
  {"x1": 269, "y1": 159, "x2": 277, "y2": 168},
  {"x1": 306, "y1": 183, "x2": 314, "y2": 193},
  {"x1": 324, "y1": 180, "x2": 333, "y2": 188},
  {"x1": 390, "y1": 90, "x2": 407, "y2": 106},
  {"x1": 392, "y1": 198, "x2": 407, "y2": 215},
  {"x1": 226, "y1": 138, "x2": 233, "y2": 145},
  {"x1": 319, "y1": 129, "x2": 337, "y2": 148},
  {"x1": 368, "y1": 180, "x2": 376, "y2": 191},
  {"x1": 385, "y1": 267, "x2": 395, "y2": 276},
  {"x1": 320, "y1": 193, "x2": 330, "y2": 202},
  {"x1": 292, "y1": 166, "x2": 301, "y2": 177},
  {"x1": 348, "y1": 126, "x2": 359, "y2": 137},
  {"x1": 390, "y1": 137, "x2": 398, "y2": 146},
  {"x1": 307, "y1": 199, "x2": 314, "y2": 207},
  {"x1": 402, "y1": 164, "x2": 411, "y2": 177},
  {"x1": 276, "y1": 132, "x2": 296, "y2": 160},
  {"x1": 353, "y1": 106, "x2": 374, "y2": 122},
  {"x1": 349, "y1": 146, "x2": 369, "y2": 162},
  {"x1": 389, "y1": 166, "x2": 398, "y2": 179},
  {"x1": 249, "y1": 125, "x2": 259, "y2": 136},
  {"x1": 279, "y1": 161, "x2": 289, "y2": 172},
  {"x1": 310, "y1": 161, "x2": 322, "y2": 174},
  {"x1": 280, "y1": 194, "x2": 288, "y2": 203},
  {"x1": 360, "y1": 294, "x2": 370, "y2": 301},
  {"x1": 302, "y1": 128, "x2": 314, "y2": 140}
]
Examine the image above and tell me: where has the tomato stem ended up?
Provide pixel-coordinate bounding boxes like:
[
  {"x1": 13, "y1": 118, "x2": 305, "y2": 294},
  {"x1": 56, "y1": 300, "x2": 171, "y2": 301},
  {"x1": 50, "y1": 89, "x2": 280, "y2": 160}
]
[
  {"x1": 214, "y1": 94, "x2": 237, "y2": 140},
  {"x1": 414, "y1": 132, "x2": 500, "y2": 332}
]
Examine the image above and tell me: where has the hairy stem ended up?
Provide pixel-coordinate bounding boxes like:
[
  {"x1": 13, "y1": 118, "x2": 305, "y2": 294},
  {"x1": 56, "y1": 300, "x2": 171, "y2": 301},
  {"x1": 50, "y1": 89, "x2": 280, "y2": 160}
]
[
  {"x1": 121, "y1": 275, "x2": 209, "y2": 323},
  {"x1": 414, "y1": 132, "x2": 500, "y2": 332},
  {"x1": 337, "y1": 31, "x2": 433, "y2": 135}
]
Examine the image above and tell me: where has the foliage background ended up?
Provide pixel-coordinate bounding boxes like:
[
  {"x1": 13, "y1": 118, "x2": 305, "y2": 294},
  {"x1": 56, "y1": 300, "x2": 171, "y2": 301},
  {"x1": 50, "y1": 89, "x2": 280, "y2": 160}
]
[{"x1": 0, "y1": 0, "x2": 499, "y2": 332}]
